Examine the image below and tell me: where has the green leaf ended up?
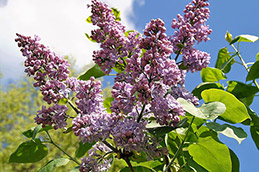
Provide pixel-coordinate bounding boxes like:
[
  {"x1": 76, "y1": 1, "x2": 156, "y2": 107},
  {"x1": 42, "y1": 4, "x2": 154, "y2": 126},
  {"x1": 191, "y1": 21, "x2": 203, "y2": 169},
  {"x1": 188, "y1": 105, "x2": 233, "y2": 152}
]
[
  {"x1": 75, "y1": 141, "x2": 95, "y2": 158},
  {"x1": 246, "y1": 61, "x2": 259, "y2": 81},
  {"x1": 227, "y1": 81, "x2": 259, "y2": 98},
  {"x1": 38, "y1": 158, "x2": 70, "y2": 172},
  {"x1": 85, "y1": 33, "x2": 97, "y2": 43},
  {"x1": 86, "y1": 15, "x2": 92, "y2": 23},
  {"x1": 120, "y1": 166, "x2": 154, "y2": 172},
  {"x1": 111, "y1": 8, "x2": 121, "y2": 21},
  {"x1": 184, "y1": 152, "x2": 208, "y2": 172},
  {"x1": 215, "y1": 47, "x2": 235, "y2": 73},
  {"x1": 192, "y1": 82, "x2": 224, "y2": 100},
  {"x1": 230, "y1": 34, "x2": 259, "y2": 45},
  {"x1": 9, "y1": 139, "x2": 48, "y2": 163},
  {"x1": 229, "y1": 149, "x2": 240, "y2": 172},
  {"x1": 22, "y1": 129, "x2": 33, "y2": 138},
  {"x1": 69, "y1": 167, "x2": 80, "y2": 172},
  {"x1": 250, "y1": 111, "x2": 259, "y2": 150},
  {"x1": 256, "y1": 52, "x2": 259, "y2": 61},
  {"x1": 147, "y1": 125, "x2": 176, "y2": 137},
  {"x1": 201, "y1": 67, "x2": 227, "y2": 82},
  {"x1": 32, "y1": 125, "x2": 42, "y2": 140},
  {"x1": 177, "y1": 98, "x2": 226, "y2": 120},
  {"x1": 206, "y1": 122, "x2": 247, "y2": 144},
  {"x1": 201, "y1": 89, "x2": 250, "y2": 123},
  {"x1": 103, "y1": 97, "x2": 114, "y2": 113},
  {"x1": 78, "y1": 64, "x2": 105, "y2": 81},
  {"x1": 225, "y1": 31, "x2": 232, "y2": 43},
  {"x1": 188, "y1": 136, "x2": 232, "y2": 172}
]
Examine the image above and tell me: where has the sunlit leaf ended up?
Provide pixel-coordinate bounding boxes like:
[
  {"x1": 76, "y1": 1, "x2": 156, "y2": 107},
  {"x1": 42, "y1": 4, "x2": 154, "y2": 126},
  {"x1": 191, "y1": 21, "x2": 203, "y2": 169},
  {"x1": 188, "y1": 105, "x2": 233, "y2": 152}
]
[
  {"x1": 230, "y1": 34, "x2": 259, "y2": 44},
  {"x1": 188, "y1": 136, "x2": 231, "y2": 172},
  {"x1": 103, "y1": 97, "x2": 114, "y2": 113},
  {"x1": 177, "y1": 98, "x2": 226, "y2": 120},
  {"x1": 192, "y1": 82, "x2": 224, "y2": 100},
  {"x1": 201, "y1": 89, "x2": 250, "y2": 123},
  {"x1": 38, "y1": 158, "x2": 69, "y2": 172},
  {"x1": 78, "y1": 64, "x2": 105, "y2": 81},
  {"x1": 215, "y1": 47, "x2": 235, "y2": 73},
  {"x1": 225, "y1": 31, "x2": 232, "y2": 43},
  {"x1": 201, "y1": 67, "x2": 226, "y2": 82}
]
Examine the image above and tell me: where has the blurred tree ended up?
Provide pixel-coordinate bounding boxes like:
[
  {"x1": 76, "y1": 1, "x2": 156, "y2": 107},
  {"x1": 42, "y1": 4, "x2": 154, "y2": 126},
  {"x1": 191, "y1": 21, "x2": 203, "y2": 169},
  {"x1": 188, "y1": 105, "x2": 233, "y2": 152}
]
[{"x1": 0, "y1": 57, "x2": 112, "y2": 171}]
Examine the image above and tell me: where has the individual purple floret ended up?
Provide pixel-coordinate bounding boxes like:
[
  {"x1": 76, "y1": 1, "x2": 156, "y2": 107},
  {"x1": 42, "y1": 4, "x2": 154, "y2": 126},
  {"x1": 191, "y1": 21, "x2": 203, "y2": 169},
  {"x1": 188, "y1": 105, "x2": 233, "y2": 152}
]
[
  {"x1": 72, "y1": 112, "x2": 120, "y2": 143},
  {"x1": 79, "y1": 142, "x2": 112, "y2": 172},
  {"x1": 75, "y1": 77, "x2": 103, "y2": 114},
  {"x1": 15, "y1": 33, "x2": 70, "y2": 104},
  {"x1": 171, "y1": 0, "x2": 212, "y2": 72},
  {"x1": 112, "y1": 119, "x2": 147, "y2": 152},
  {"x1": 35, "y1": 104, "x2": 68, "y2": 130},
  {"x1": 89, "y1": 0, "x2": 129, "y2": 74}
]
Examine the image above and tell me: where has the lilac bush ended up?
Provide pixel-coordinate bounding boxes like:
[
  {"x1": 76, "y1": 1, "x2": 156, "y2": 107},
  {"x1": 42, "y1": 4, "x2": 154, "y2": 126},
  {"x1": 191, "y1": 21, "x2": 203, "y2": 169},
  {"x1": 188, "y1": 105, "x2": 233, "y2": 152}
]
[{"x1": 12, "y1": 0, "x2": 258, "y2": 171}]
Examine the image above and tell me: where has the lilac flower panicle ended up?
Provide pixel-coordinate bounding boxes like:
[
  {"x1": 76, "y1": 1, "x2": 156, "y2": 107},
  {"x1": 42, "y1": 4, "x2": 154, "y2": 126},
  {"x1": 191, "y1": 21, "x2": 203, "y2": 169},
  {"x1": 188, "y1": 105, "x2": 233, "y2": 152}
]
[
  {"x1": 112, "y1": 119, "x2": 147, "y2": 152},
  {"x1": 15, "y1": 33, "x2": 70, "y2": 104},
  {"x1": 35, "y1": 104, "x2": 68, "y2": 130},
  {"x1": 171, "y1": 0, "x2": 212, "y2": 72},
  {"x1": 89, "y1": 0, "x2": 130, "y2": 74},
  {"x1": 79, "y1": 142, "x2": 112, "y2": 172},
  {"x1": 151, "y1": 94, "x2": 185, "y2": 126},
  {"x1": 75, "y1": 77, "x2": 103, "y2": 114},
  {"x1": 72, "y1": 112, "x2": 120, "y2": 143}
]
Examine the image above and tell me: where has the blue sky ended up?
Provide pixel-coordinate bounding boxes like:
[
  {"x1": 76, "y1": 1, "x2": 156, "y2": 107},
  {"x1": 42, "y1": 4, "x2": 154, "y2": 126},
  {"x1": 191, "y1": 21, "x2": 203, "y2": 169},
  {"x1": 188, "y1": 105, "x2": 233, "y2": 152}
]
[{"x1": 1, "y1": 0, "x2": 258, "y2": 171}]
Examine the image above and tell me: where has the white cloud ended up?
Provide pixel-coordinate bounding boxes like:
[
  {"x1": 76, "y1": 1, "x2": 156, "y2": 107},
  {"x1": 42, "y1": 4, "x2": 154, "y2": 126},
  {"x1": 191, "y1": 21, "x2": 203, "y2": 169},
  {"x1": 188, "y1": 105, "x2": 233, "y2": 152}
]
[{"x1": 0, "y1": 0, "x2": 137, "y2": 83}]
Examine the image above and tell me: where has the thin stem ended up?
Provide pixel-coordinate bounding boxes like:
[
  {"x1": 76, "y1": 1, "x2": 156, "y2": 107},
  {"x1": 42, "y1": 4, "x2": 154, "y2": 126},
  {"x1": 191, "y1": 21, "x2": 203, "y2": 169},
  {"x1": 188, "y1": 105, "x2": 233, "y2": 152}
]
[
  {"x1": 45, "y1": 131, "x2": 80, "y2": 165},
  {"x1": 102, "y1": 140, "x2": 119, "y2": 153},
  {"x1": 174, "y1": 48, "x2": 182, "y2": 62},
  {"x1": 123, "y1": 156, "x2": 135, "y2": 172},
  {"x1": 164, "y1": 155, "x2": 172, "y2": 172},
  {"x1": 163, "y1": 117, "x2": 195, "y2": 172},
  {"x1": 231, "y1": 44, "x2": 259, "y2": 89},
  {"x1": 137, "y1": 104, "x2": 146, "y2": 122},
  {"x1": 68, "y1": 100, "x2": 80, "y2": 114}
]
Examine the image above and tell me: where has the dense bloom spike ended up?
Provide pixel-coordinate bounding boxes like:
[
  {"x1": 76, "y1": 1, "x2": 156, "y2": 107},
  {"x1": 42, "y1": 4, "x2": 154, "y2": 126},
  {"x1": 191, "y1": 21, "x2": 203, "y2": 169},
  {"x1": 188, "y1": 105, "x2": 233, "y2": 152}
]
[
  {"x1": 171, "y1": 0, "x2": 212, "y2": 72},
  {"x1": 15, "y1": 33, "x2": 70, "y2": 104},
  {"x1": 79, "y1": 142, "x2": 112, "y2": 172},
  {"x1": 35, "y1": 104, "x2": 68, "y2": 130}
]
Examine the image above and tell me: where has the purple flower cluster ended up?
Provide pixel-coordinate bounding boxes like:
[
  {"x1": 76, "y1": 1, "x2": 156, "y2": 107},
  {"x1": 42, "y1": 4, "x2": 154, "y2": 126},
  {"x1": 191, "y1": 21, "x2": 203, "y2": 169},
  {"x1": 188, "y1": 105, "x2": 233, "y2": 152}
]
[
  {"x1": 112, "y1": 119, "x2": 147, "y2": 152},
  {"x1": 15, "y1": 33, "x2": 70, "y2": 104},
  {"x1": 171, "y1": 0, "x2": 212, "y2": 72},
  {"x1": 75, "y1": 77, "x2": 103, "y2": 114},
  {"x1": 89, "y1": 0, "x2": 129, "y2": 74},
  {"x1": 79, "y1": 142, "x2": 112, "y2": 172},
  {"x1": 72, "y1": 112, "x2": 120, "y2": 143},
  {"x1": 35, "y1": 104, "x2": 68, "y2": 129}
]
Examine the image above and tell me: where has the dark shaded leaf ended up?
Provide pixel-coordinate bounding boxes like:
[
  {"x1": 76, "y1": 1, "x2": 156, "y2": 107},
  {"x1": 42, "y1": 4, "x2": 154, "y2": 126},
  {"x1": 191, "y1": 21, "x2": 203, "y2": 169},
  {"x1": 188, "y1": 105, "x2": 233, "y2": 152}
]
[
  {"x1": 206, "y1": 122, "x2": 247, "y2": 144},
  {"x1": 9, "y1": 139, "x2": 48, "y2": 163},
  {"x1": 120, "y1": 166, "x2": 154, "y2": 172},
  {"x1": 229, "y1": 149, "x2": 240, "y2": 172},
  {"x1": 246, "y1": 61, "x2": 259, "y2": 81},
  {"x1": 75, "y1": 141, "x2": 95, "y2": 158}
]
